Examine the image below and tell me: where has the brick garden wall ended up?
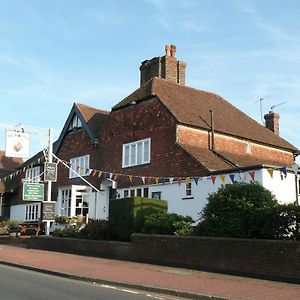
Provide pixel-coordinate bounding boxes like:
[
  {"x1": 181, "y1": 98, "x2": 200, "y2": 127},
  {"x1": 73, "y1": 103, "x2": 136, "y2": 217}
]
[{"x1": 27, "y1": 234, "x2": 300, "y2": 284}]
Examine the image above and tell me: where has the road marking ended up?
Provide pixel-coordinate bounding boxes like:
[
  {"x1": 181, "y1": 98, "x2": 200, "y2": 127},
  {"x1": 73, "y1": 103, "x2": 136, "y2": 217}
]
[{"x1": 99, "y1": 283, "x2": 178, "y2": 299}]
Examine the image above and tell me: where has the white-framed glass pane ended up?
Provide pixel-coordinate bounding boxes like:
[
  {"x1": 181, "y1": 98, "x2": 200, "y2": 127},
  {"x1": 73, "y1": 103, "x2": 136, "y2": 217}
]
[
  {"x1": 143, "y1": 140, "x2": 150, "y2": 163},
  {"x1": 137, "y1": 142, "x2": 143, "y2": 165},
  {"x1": 124, "y1": 145, "x2": 130, "y2": 167},
  {"x1": 131, "y1": 144, "x2": 136, "y2": 166}
]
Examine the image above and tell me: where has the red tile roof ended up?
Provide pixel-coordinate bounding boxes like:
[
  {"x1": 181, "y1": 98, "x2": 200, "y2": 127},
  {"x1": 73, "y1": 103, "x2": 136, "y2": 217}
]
[
  {"x1": 113, "y1": 77, "x2": 298, "y2": 153},
  {"x1": 76, "y1": 103, "x2": 109, "y2": 138}
]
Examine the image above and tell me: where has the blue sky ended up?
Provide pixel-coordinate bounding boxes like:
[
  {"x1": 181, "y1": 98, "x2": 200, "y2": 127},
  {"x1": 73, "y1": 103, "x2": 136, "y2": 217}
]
[{"x1": 0, "y1": 0, "x2": 299, "y2": 163}]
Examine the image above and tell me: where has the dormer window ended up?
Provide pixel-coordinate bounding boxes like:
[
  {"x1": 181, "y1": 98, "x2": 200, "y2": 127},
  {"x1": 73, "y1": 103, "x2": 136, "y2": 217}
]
[{"x1": 68, "y1": 114, "x2": 82, "y2": 131}]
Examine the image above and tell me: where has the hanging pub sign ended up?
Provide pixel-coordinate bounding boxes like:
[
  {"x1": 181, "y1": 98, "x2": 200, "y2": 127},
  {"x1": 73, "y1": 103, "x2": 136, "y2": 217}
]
[
  {"x1": 5, "y1": 129, "x2": 30, "y2": 159},
  {"x1": 42, "y1": 201, "x2": 56, "y2": 221},
  {"x1": 44, "y1": 162, "x2": 57, "y2": 182},
  {"x1": 23, "y1": 183, "x2": 44, "y2": 201}
]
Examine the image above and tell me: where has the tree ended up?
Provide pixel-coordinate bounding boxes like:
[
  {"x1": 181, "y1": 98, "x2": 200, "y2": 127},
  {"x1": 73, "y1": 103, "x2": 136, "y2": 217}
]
[{"x1": 196, "y1": 182, "x2": 278, "y2": 238}]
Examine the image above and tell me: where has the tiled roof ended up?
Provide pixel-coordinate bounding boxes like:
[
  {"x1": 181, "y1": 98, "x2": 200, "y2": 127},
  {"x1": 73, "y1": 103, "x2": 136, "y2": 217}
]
[
  {"x1": 178, "y1": 143, "x2": 290, "y2": 172},
  {"x1": 76, "y1": 103, "x2": 109, "y2": 138},
  {"x1": 113, "y1": 77, "x2": 298, "y2": 152}
]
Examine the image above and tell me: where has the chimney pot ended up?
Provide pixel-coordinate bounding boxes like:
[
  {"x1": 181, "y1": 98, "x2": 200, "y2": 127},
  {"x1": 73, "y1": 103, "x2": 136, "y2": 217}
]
[
  {"x1": 170, "y1": 44, "x2": 176, "y2": 58},
  {"x1": 165, "y1": 45, "x2": 171, "y2": 57}
]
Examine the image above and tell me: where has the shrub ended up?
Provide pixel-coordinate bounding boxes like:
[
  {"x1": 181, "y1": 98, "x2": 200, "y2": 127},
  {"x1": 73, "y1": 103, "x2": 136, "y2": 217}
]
[
  {"x1": 0, "y1": 220, "x2": 21, "y2": 235},
  {"x1": 142, "y1": 213, "x2": 194, "y2": 235},
  {"x1": 80, "y1": 219, "x2": 113, "y2": 240},
  {"x1": 196, "y1": 182, "x2": 279, "y2": 238},
  {"x1": 109, "y1": 197, "x2": 168, "y2": 240},
  {"x1": 51, "y1": 224, "x2": 81, "y2": 238}
]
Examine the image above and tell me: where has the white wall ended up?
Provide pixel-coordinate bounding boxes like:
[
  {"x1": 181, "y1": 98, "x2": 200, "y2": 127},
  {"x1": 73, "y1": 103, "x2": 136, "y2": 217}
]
[
  {"x1": 261, "y1": 169, "x2": 298, "y2": 204},
  {"x1": 116, "y1": 167, "x2": 299, "y2": 222}
]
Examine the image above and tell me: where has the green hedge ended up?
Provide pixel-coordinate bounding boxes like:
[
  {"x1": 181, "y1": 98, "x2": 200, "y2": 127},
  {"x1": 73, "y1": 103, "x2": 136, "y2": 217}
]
[{"x1": 109, "y1": 197, "x2": 168, "y2": 241}]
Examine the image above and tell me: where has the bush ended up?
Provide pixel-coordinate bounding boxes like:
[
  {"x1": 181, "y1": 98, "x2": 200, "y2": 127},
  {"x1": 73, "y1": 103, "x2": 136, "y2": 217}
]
[
  {"x1": 142, "y1": 213, "x2": 194, "y2": 235},
  {"x1": 0, "y1": 219, "x2": 21, "y2": 235},
  {"x1": 250, "y1": 204, "x2": 300, "y2": 240},
  {"x1": 80, "y1": 219, "x2": 113, "y2": 240},
  {"x1": 52, "y1": 224, "x2": 81, "y2": 238},
  {"x1": 109, "y1": 197, "x2": 168, "y2": 241},
  {"x1": 196, "y1": 182, "x2": 279, "y2": 238}
]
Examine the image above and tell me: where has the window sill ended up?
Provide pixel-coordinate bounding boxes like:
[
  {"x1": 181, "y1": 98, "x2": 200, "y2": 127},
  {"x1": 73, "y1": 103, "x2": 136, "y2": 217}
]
[{"x1": 182, "y1": 197, "x2": 194, "y2": 200}]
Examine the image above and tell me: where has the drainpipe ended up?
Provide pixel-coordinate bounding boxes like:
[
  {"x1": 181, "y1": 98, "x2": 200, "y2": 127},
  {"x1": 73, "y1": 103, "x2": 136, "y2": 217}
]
[{"x1": 210, "y1": 110, "x2": 215, "y2": 151}]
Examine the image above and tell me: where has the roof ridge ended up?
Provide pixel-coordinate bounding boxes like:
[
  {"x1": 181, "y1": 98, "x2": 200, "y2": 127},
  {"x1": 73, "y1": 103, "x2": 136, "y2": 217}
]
[{"x1": 75, "y1": 102, "x2": 110, "y2": 114}]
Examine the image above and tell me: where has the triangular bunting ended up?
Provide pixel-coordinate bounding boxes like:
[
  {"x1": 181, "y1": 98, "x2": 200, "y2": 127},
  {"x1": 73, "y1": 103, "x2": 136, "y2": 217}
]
[
  {"x1": 249, "y1": 171, "x2": 255, "y2": 181},
  {"x1": 155, "y1": 177, "x2": 159, "y2": 184},
  {"x1": 169, "y1": 177, "x2": 174, "y2": 184},
  {"x1": 128, "y1": 175, "x2": 133, "y2": 182},
  {"x1": 220, "y1": 175, "x2": 225, "y2": 184},
  {"x1": 229, "y1": 174, "x2": 235, "y2": 183},
  {"x1": 193, "y1": 177, "x2": 199, "y2": 185},
  {"x1": 267, "y1": 168, "x2": 274, "y2": 178},
  {"x1": 186, "y1": 177, "x2": 191, "y2": 184},
  {"x1": 291, "y1": 163, "x2": 299, "y2": 175},
  {"x1": 141, "y1": 176, "x2": 146, "y2": 184},
  {"x1": 211, "y1": 176, "x2": 216, "y2": 185},
  {"x1": 280, "y1": 166, "x2": 287, "y2": 176},
  {"x1": 98, "y1": 171, "x2": 103, "y2": 178},
  {"x1": 177, "y1": 177, "x2": 182, "y2": 186}
]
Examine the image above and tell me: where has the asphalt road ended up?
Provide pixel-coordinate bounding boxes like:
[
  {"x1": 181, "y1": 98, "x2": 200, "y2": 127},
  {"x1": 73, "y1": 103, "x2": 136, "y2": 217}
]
[{"x1": 0, "y1": 264, "x2": 177, "y2": 300}]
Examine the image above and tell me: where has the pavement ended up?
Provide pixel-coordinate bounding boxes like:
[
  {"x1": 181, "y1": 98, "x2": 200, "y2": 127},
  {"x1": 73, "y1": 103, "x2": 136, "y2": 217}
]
[{"x1": 0, "y1": 238, "x2": 300, "y2": 300}]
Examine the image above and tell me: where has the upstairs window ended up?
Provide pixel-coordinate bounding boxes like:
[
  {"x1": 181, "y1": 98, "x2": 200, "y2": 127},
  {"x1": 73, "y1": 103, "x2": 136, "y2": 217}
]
[
  {"x1": 25, "y1": 166, "x2": 41, "y2": 182},
  {"x1": 185, "y1": 182, "x2": 192, "y2": 196},
  {"x1": 69, "y1": 155, "x2": 90, "y2": 178},
  {"x1": 122, "y1": 138, "x2": 151, "y2": 168},
  {"x1": 68, "y1": 114, "x2": 82, "y2": 131}
]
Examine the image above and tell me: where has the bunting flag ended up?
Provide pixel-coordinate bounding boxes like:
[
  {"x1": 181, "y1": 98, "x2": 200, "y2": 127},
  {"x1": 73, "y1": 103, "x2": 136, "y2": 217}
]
[
  {"x1": 177, "y1": 177, "x2": 182, "y2": 186},
  {"x1": 0, "y1": 150, "x2": 293, "y2": 188},
  {"x1": 280, "y1": 166, "x2": 287, "y2": 176},
  {"x1": 211, "y1": 176, "x2": 217, "y2": 185},
  {"x1": 267, "y1": 168, "x2": 274, "y2": 178},
  {"x1": 220, "y1": 175, "x2": 225, "y2": 184},
  {"x1": 194, "y1": 177, "x2": 199, "y2": 185},
  {"x1": 249, "y1": 171, "x2": 256, "y2": 181},
  {"x1": 291, "y1": 163, "x2": 299, "y2": 175}
]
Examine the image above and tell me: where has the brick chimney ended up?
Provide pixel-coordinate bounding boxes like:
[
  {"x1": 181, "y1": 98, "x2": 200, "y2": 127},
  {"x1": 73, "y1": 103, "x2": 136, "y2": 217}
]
[
  {"x1": 264, "y1": 111, "x2": 280, "y2": 135},
  {"x1": 139, "y1": 45, "x2": 186, "y2": 86}
]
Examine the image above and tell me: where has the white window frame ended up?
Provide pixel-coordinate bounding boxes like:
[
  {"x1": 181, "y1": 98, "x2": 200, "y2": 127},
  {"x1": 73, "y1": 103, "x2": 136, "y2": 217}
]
[
  {"x1": 122, "y1": 138, "x2": 151, "y2": 168},
  {"x1": 69, "y1": 155, "x2": 90, "y2": 179},
  {"x1": 25, "y1": 166, "x2": 41, "y2": 183},
  {"x1": 185, "y1": 181, "x2": 192, "y2": 196},
  {"x1": 68, "y1": 114, "x2": 82, "y2": 131},
  {"x1": 25, "y1": 203, "x2": 40, "y2": 221}
]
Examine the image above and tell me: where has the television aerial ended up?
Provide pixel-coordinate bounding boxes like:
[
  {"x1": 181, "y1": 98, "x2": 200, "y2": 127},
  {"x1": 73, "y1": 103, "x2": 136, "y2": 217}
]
[
  {"x1": 270, "y1": 101, "x2": 286, "y2": 112},
  {"x1": 255, "y1": 96, "x2": 270, "y2": 124}
]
